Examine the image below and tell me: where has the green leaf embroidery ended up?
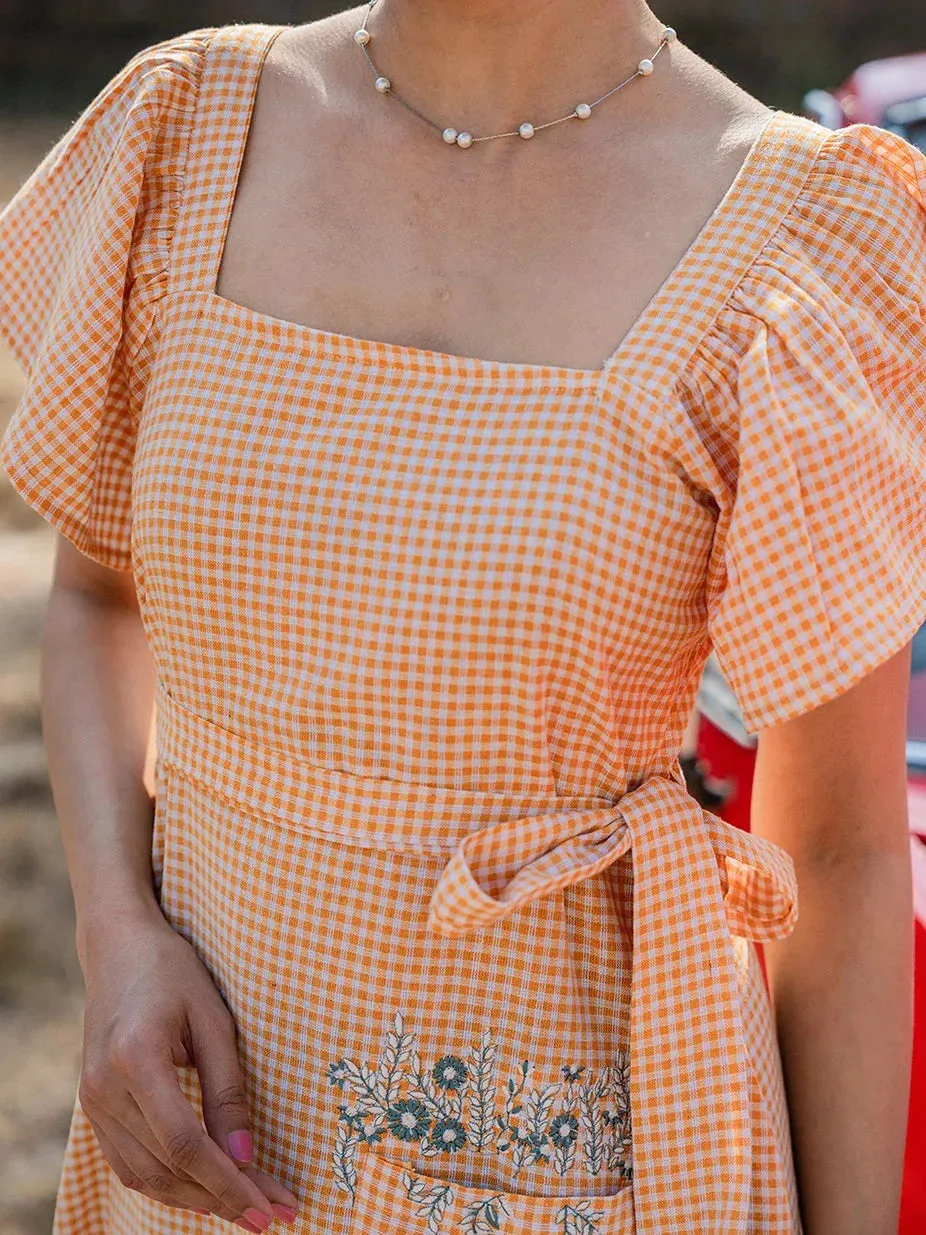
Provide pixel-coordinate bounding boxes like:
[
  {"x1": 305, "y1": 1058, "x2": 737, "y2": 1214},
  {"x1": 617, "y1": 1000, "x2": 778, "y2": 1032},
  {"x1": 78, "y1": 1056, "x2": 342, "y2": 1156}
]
[
  {"x1": 403, "y1": 1170, "x2": 454, "y2": 1235},
  {"x1": 556, "y1": 1199, "x2": 606, "y2": 1235},
  {"x1": 460, "y1": 1193, "x2": 512, "y2": 1234}
]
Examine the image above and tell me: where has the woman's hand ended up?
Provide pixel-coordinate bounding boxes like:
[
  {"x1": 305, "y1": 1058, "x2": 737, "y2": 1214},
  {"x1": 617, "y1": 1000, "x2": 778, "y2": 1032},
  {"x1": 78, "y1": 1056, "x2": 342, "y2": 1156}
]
[
  {"x1": 38, "y1": 540, "x2": 299, "y2": 1228},
  {"x1": 78, "y1": 905, "x2": 300, "y2": 1230}
]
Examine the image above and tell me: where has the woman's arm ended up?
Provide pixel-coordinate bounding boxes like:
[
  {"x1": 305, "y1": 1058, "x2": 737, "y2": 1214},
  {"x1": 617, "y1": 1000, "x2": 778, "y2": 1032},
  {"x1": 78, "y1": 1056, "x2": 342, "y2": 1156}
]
[
  {"x1": 43, "y1": 534, "x2": 160, "y2": 957},
  {"x1": 751, "y1": 639, "x2": 915, "y2": 1235},
  {"x1": 41, "y1": 534, "x2": 299, "y2": 1227}
]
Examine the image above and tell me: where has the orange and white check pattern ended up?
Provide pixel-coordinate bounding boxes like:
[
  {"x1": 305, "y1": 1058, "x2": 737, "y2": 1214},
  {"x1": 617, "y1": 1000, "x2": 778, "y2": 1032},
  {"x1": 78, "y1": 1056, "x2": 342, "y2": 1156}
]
[{"x1": 1, "y1": 22, "x2": 925, "y2": 1235}]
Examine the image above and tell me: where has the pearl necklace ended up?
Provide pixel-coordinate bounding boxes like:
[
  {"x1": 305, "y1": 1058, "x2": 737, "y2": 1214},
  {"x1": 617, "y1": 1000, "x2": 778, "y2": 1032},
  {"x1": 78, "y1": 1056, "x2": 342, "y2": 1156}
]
[{"x1": 352, "y1": 0, "x2": 677, "y2": 148}]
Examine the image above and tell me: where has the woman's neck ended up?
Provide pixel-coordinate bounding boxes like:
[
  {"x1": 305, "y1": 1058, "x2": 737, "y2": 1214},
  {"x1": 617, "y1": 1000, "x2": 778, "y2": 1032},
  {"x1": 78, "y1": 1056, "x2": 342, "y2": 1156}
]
[{"x1": 363, "y1": 0, "x2": 667, "y2": 134}]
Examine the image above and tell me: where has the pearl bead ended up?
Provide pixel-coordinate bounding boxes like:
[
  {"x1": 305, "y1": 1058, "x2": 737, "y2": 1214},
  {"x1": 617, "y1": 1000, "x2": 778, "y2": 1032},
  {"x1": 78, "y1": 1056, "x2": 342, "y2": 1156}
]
[
  {"x1": 442, "y1": 127, "x2": 458, "y2": 144},
  {"x1": 663, "y1": 26, "x2": 677, "y2": 42},
  {"x1": 575, "y1": 103, "x2": 592, "y2": 119},
  {"x1": 456, "y1": 131, "x2": 473, "y2": 148},
  {"x1": 375, "y1": 76, "x2": 391, "y2": 93},
  {"x1": 519, "y1": 122, "x2": 534, "y2": 139},
  {"x1": 638, "y1": 58, "x2": 654, "y2": 75},
  {"x1": 353, "y1": 28, "x2": 370, "y2": 45}
]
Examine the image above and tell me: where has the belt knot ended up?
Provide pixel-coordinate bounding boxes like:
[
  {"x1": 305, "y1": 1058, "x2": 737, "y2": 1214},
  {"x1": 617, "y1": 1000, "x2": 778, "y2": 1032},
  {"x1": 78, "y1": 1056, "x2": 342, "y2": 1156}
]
[
  {"x1": 427, "y1": 770, "x2": 799, "y2": 1231},
  {"x1": 428, "y1": 770, "x2": 797, "y2": 943}
]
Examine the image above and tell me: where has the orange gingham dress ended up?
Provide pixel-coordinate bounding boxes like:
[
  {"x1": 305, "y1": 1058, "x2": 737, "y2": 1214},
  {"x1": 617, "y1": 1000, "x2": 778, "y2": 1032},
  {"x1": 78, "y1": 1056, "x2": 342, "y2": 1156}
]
[{"x1": 2, "y1": 23, "x2": 926, "y2": 1235}]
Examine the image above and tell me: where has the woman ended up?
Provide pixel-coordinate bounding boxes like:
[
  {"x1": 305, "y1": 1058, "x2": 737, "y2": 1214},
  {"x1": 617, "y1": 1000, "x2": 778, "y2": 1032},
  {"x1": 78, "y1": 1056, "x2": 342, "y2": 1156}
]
[{"x1": 1, "y1": 1, "x2": 924, "y2": 1231}]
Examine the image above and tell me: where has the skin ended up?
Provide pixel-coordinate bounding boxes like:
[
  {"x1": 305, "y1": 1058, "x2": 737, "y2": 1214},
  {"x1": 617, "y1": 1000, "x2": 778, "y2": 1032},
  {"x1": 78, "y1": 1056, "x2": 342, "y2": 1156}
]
[
  {"x1": 41, "y1": 1, "x2": 913, "y2": 1230},
  {"x1": 753, "y1": 649, "x2": 914, "y2": 1235},
  {"x1": 45, "y1": 545, "x2": 299, "y2": 1230},
  {"x1": 215, "y1": 2, "x2": 777, "y2": 370}
]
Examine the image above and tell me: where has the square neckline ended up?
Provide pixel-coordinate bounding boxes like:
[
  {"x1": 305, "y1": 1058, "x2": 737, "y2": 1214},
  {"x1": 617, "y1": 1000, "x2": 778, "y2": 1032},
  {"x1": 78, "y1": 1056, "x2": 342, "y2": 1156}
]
[{"x1": 202, "y1": 25, "x2": 785, "y2": 383}]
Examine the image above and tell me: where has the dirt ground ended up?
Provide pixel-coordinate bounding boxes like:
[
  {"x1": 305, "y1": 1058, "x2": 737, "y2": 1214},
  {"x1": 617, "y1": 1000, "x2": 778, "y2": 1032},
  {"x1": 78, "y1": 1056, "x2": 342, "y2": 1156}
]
[{"x1": 0, "y1": 117, "x2": 86, "y2": 1235}]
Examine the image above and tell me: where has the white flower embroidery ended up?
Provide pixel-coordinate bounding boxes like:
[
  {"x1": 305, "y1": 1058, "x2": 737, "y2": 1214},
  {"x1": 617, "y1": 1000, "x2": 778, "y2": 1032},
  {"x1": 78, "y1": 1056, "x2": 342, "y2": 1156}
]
[{"x1": 327, "y1": 1011, "x2": 632, "y2": 1230}]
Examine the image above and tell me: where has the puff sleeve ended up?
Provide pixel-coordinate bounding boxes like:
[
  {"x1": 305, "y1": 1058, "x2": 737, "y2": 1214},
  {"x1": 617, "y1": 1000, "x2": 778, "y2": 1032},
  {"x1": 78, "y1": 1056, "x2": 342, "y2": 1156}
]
[
  {"x1": 0, "y1": 31, "x2": 211, "y2": 570},
  {"x1": 679, "y1": 122, "x2": 926, "y2": 733}
]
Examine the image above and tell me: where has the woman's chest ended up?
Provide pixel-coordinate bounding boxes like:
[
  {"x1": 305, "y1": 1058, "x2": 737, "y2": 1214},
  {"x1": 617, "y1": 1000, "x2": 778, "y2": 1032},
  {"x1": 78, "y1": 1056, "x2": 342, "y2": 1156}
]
[
  {"x1": 213, "y1": 173, "x2": 687, "y2": 374},
  {"x1": 212, "y1": 73, "x2": 768, "y2": 374},
  {"x1": 132, "y1": 299, "x2": 716, "y2": 673}
]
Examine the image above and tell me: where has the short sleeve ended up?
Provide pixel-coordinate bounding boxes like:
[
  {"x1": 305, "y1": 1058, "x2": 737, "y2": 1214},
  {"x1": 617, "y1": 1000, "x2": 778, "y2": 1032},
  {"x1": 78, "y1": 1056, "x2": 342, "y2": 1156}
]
[
  {"x1": 679, "y1": 122, "x2": 926, "y2": 733},
  {"x1": 0, "y1": 30, "x2": 212, "y2": 570}
]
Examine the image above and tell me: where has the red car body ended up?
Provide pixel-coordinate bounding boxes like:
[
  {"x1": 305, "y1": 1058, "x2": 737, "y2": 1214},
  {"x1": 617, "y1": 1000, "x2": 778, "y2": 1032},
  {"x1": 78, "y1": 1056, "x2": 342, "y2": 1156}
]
[{"x1": 802, "y1": 51, "x2": 926, "y2": 149}]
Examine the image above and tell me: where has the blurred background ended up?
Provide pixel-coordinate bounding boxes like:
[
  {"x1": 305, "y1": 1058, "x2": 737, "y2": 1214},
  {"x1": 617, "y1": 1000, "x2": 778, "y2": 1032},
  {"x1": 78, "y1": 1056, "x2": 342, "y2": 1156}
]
[
  {"x1": 0, "y1": 0, "x2": 922, "y2": 110},
  {"x1": 0, "y1": 2, "x2": 925, "y2": 1233}
]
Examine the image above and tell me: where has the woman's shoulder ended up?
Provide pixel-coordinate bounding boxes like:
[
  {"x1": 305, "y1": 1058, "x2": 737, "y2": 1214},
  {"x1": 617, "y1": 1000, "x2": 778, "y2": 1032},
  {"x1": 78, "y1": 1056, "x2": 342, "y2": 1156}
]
[
  {"x1": 681, "y1": 116, "x2": 925, "y2": 393},
  {"x1": 0, "y1": 22, "x2": 275, "y2": 569},
  {"x1": 667, "y1": 114, "x2": 925, "y2": 579},
  {"x1": 17, "y1": 29, "x2": 221, "y2": 192},
  {"x1": 0, "y1": 27, "x2": 228, "y2": 413},
  {"x1": 668, "y1": 120, "x2": 926, "y2": 733},
  {"x1": 745, "y1": 117, "x2": 923, "y2": 318},
  {"x1": 93, "y1": 27, "x2": 219, "y2": 115},
  {"x1": 123, "y1": 26, "x2": 219, "y2": 73},
  {"x1": 776, "y1": 118, "x2": 926, "y2": 295},
  {"x1": 91, "y1": 22, "x2": 291, "y2": 116},
  {"x1": 809, "y1": 118, "x2": 926, "y2": 206}
]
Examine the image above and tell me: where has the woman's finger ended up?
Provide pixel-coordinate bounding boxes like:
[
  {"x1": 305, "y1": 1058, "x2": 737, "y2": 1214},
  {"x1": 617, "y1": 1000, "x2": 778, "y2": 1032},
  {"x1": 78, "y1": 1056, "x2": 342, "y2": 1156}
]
[
  {"x1": 188, "y1": 1007, "x2": 301, "y2": 1220},
  {"x1": 88, "y1": 1111, "x2": 233, "y2": 1219},
  {"x1": 240, "y1": 1165, "x2": 300, "y2": 1224},
  {"x1": 128, "y1": 1054, "x2": 275, "y2": 1228},
  {"x1": 112, "y1": 1082, "x2": 299, "y2": 1224},
  {"x1": 87, "y1": 1088, "x2": 202, "y2": 1191},
  {"x1": 112, "y1": 1105, "x2": 263, "y2": 1223},
  {"x1": 190, "y1": 1003, "x2": 254, "y2": 1167},
  {"x1": 93, "y1": 1089, "x2": 188, "y2": 1170},
  {"x1": 189, "y1": 1007, "x2": 300, "y2": 1218}
]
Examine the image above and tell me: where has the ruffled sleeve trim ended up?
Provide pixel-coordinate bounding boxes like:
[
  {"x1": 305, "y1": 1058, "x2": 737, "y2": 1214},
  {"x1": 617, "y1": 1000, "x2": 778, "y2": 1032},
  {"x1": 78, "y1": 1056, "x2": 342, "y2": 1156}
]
[
  {"x1": 0, "y1": 29, "x2": 214, "y2": 569},
  {"x1": 674, "y1": 123, "x2": 926, "y2": 732}
]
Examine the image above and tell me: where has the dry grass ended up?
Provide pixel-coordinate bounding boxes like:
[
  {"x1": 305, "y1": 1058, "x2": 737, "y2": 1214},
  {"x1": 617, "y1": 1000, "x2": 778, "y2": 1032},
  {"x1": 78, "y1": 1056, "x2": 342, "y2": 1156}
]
[{"x1": 0, "y1": 116, "x2": 84, "y2": 1235}]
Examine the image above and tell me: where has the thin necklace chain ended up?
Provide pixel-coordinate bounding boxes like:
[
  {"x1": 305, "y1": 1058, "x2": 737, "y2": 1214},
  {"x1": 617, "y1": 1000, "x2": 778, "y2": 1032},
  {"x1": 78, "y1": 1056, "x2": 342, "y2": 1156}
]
[{"x1": 353, "y1": 0, "x2": 677, "y2": 147}]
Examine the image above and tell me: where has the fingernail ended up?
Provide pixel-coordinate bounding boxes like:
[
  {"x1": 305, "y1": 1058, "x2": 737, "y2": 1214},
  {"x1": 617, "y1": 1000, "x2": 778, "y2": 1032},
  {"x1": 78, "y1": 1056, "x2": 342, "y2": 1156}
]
[
  {"x1": 242, "y1": 1210, "x2": 272, "y2": 1232},
  {"x1": 192, "y1": 1209, "x2": 210, "y2": 1216},
  {"x1": 271, "y1": 1205, "x2": 298, "y2": 1223},
  {"x1": 234, "y1": 1223, "x2": 261, "y2": 1234},
  {"x1": 227, "y1": 1129, "x2": 254, "y2": 1164}
]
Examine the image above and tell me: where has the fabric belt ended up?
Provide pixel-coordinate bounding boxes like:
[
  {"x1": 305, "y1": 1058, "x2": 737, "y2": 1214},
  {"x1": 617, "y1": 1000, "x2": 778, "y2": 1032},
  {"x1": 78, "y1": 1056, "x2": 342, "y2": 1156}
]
[{"x1": 155, "y1": 683, "x2": 798, "y2": 1232}]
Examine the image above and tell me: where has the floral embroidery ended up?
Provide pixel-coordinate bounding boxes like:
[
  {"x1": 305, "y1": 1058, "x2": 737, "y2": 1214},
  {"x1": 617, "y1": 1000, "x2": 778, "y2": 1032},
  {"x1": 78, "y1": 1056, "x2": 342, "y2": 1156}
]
[
  {"x1": 328, "y1": 1012, "x2": 632, "y2": 1232},
  {"x1": 396, "y1": 1171, "x2": 611, "y2": 1235},
  {"x1": 434, "y1": 1054, "x2": 470, "y2": 1090},
  {"x1": 432, "y1": 1116, "x2": 468, "y2": 1152},
  {"x1": 461, "y1": 1192, "x2": 513, "y2": 1233},
  {"x1": 387, "y1": 1098, "x2": 431, "y2": 1142},
  {"x1": 555, "y1": 1200, "x2": 606, "y2": 1234},
  {"x1": 550, "y1": 1112, "x2": 579, "y2": 1146},
  {"x1": 403, "y1": 1169, "x2": 454, "y2": 1234}
]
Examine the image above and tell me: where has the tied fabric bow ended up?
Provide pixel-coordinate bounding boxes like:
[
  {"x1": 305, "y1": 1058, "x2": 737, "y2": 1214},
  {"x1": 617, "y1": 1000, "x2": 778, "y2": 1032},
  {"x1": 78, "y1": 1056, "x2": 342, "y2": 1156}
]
[{"x1": 427, "y1": 772, "x2": 798, "y2": 1234}]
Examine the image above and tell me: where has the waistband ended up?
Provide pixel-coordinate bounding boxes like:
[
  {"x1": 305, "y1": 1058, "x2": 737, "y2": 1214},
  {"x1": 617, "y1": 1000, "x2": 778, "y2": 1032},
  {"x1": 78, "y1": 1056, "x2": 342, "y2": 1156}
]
[{"x1": 155, "y1": 681, "x2": 798, "y2": 1232}]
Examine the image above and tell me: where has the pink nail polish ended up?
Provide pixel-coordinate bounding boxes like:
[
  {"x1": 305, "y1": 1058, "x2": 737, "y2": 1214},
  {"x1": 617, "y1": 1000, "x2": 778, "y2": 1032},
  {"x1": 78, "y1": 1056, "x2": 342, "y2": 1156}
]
[
  {"x1": 234, "y1": 1223, "x2": 261, "y2": 1234},
  {"x1": 228, "y1": 1129, "x2": 254, "y2": 1163},
  {"x1": 242, "y1": 1210, "x2": 272, "y2": 1232},
  {"x1": 271, "y1": 1205, "x2": 298, "y2": 1223}
]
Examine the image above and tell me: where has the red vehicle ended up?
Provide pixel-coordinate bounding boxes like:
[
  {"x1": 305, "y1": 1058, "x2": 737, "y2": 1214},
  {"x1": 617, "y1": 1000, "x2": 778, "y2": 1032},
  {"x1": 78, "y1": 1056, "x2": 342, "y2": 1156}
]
[
  {"x1": 692, "y1": 622, "x2": 926, "y2": 1233},
  {"x1": 802, "y1": 51, "x2": 926, "y2": 150}
]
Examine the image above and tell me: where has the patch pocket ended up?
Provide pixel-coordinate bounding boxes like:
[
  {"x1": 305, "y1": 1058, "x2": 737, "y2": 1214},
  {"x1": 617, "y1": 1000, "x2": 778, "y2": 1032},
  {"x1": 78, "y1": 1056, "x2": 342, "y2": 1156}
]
[{"x1": 348, "y1": 1144, "x2": 635, "y2": 1234}]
